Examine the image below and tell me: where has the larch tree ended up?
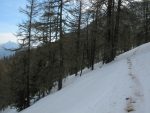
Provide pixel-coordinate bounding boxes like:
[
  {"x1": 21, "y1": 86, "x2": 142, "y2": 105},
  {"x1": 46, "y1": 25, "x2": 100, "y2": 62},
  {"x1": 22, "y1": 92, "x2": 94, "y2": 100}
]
[
  {"x1": 58, "y1": 0, "x2": 64, "y2": 90},
  {"x1": 16, "y1": 0, "x2": 38, "y2": 109}
]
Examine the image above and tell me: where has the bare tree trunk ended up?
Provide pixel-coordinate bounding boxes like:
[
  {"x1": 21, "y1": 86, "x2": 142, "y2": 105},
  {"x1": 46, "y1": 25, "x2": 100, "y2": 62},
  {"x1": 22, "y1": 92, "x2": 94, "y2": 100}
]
[
  {"x1": 103, "y1": 0, "x2": 113, "y2": 63},
  {"x1": 26, "y1": 0, "x2": 35, "y2": 107},
  {"x1": 58, "y1": 0, "x2": 64, "y2": 90},
  {"x1": 75, "y1": 1, "x2": 82, "y2": 76},
  {"x1": 91, "y1": 2, "x2": 99, "y2": 70},
  {"x1": 112, "y1": 0, "x2": 121, "y2": 59},
  {"x1": 86, "y1": 16, "x2": 90, "y2": 68},
  {"x1": 143, "y1": 1, "x2": 149, "y2": 42}
]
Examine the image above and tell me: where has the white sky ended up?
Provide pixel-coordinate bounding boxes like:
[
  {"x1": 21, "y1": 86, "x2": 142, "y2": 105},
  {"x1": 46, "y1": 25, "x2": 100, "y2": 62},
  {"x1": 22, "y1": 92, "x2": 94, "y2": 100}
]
[{"x1": 0, "y1": 33, "x2": 17, "y2": 44}]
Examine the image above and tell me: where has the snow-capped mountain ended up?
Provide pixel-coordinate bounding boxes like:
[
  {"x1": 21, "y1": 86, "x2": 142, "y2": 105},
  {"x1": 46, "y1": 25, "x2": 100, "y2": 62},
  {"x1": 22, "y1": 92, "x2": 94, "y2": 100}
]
[{"x1": 0, "y1": 41, "x2": 18, "y2": 58}]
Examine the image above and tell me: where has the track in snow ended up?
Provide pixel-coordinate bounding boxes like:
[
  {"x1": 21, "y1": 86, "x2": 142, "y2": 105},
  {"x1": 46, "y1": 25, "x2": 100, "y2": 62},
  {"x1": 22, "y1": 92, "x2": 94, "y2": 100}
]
[{"x1": 126, "y1": 51, "x2": 144, "y2": 113}]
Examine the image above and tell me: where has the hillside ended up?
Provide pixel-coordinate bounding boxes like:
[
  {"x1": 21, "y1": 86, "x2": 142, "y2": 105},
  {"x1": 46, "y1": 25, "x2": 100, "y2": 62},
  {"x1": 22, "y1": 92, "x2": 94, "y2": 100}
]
[{"x1": 1, "y1": 42, "x2": 150, "y2": 113}]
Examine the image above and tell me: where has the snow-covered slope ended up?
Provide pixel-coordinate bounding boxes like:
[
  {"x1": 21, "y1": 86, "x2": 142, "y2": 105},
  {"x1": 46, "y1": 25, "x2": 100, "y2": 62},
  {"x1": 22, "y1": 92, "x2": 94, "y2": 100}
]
[{"x1": 2, "y1": 42, "x2": 150, "y2": 113}]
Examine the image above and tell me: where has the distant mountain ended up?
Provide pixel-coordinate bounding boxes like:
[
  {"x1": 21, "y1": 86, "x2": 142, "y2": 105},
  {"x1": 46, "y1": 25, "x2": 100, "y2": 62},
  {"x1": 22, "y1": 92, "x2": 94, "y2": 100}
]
[{"x1": 0, "y1": 41, "x2": 19, "y2": 58}]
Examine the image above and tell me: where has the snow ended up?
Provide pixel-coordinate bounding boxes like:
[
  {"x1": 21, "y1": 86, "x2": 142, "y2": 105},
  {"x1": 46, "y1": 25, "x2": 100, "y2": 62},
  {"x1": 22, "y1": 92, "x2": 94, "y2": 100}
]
[
  {"x1": 0, "y1": 107, "x2": 17, "y2": 113},
  {"x1": 1, "y1": 42, "x2": 150, "y2": 113}
]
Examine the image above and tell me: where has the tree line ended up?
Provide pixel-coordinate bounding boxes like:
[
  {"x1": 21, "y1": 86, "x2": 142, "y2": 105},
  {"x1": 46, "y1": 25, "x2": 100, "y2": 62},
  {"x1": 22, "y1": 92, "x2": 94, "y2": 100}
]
[{"x1": 0, "y1": 0, "x2": 149, "y2": 111}]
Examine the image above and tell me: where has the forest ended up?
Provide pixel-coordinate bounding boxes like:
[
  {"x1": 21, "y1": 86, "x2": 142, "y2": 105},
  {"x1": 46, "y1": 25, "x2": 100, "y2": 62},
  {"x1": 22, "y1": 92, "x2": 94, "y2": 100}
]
[{"x1": 0, "y1": 0, "x2": 149, "y2": 111}]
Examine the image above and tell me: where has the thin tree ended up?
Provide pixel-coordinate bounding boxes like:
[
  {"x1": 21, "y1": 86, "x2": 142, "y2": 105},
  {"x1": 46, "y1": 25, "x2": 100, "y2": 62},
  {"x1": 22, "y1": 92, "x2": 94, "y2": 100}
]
[
  {"x1": 143, "y1": 0, "x2": 150, "y2": 42},
  {"x1": 17, "y1": 0, "x2": 38, "y2": 108},
  {"x1": 58, "y1": 0, "x2": 64, "y2": 90},
  {"x1": 103, "y1": 0, "x2": 114, "y2": 63},
  {"x1": 112, "y1": 0, "x2": 122, "y2": 59}
]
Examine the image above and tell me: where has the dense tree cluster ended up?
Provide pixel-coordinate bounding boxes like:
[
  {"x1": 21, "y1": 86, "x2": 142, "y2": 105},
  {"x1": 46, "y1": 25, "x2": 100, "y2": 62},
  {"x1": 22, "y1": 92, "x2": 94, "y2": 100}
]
[{"x1": 0, "y1": 0, "x2": 149, "y2": 111}]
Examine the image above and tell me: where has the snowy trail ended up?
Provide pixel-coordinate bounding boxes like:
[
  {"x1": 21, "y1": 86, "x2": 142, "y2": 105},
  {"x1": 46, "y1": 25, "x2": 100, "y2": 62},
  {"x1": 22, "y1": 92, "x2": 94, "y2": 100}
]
[
  {"x1": 127, "y1": 50, "x2": 144, "y2": 100},
  {"x1": 126, "y1": 55, "x2": 145, "y2": 113},
  {"x1": 131, "y1": 52, "x2": 150, "y2": 113},
  {"x1": 14, "y1": 59, "x2": 132, "y2": 113},
  {"x1": 2, "y1": 42, "x2": 150, "y2": 113}
]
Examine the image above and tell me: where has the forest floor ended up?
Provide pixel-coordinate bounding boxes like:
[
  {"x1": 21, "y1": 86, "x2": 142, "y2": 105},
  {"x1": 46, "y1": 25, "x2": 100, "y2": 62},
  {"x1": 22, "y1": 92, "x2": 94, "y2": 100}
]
[{"x1": 1, "y1": 42, "x2": 150, "y2": 113}]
